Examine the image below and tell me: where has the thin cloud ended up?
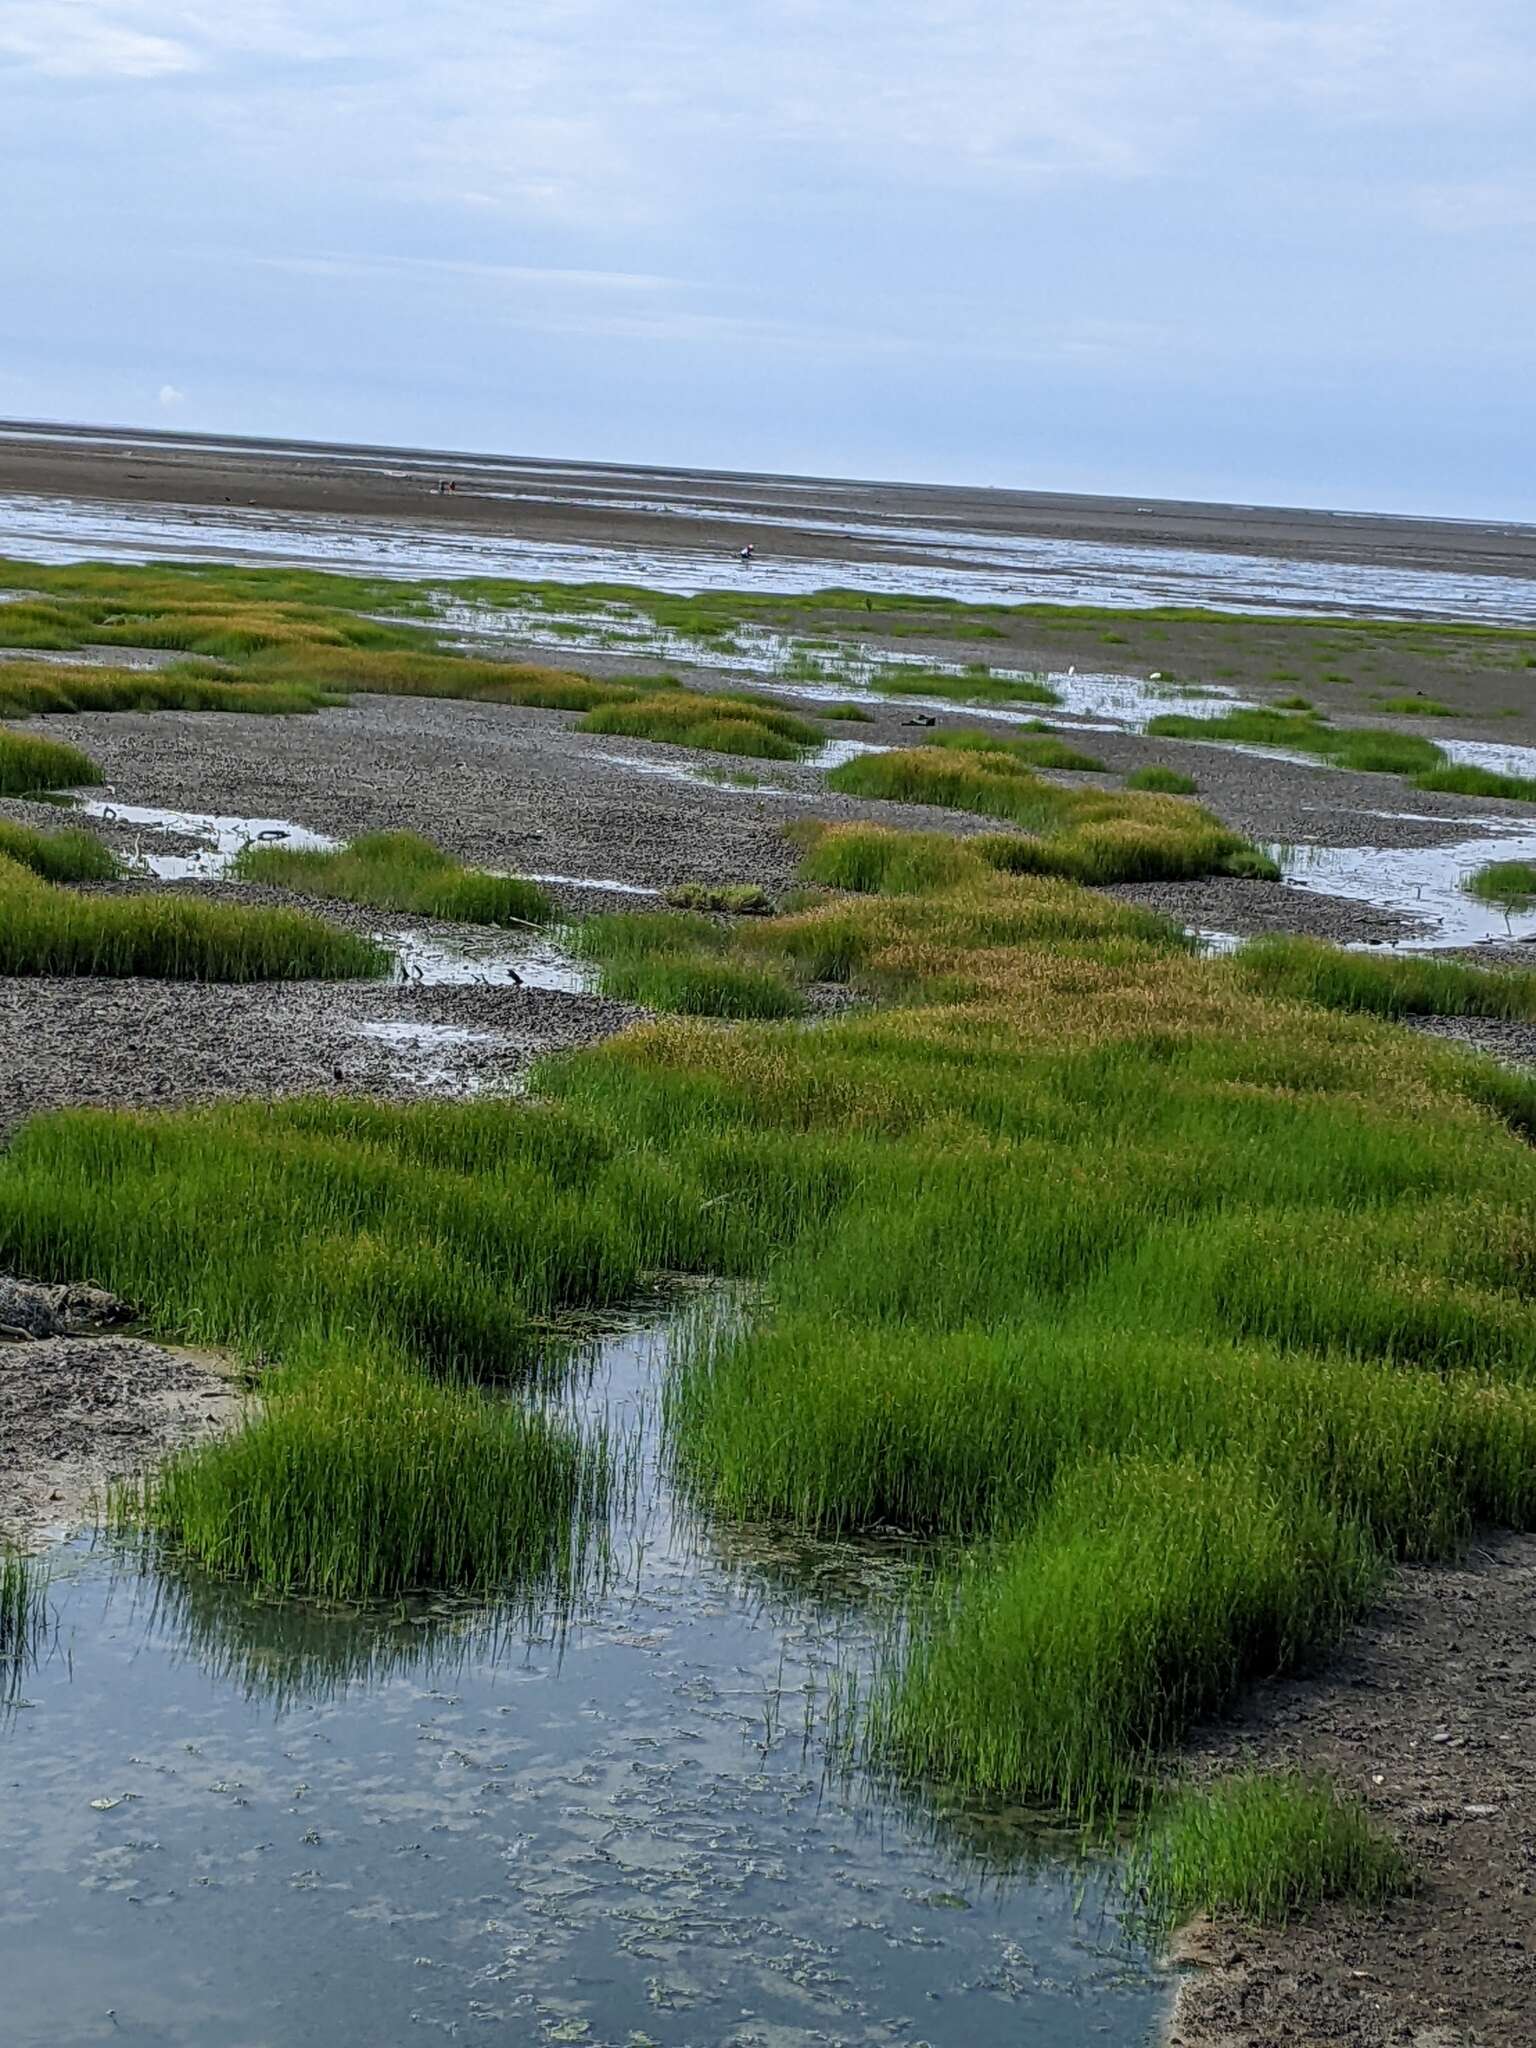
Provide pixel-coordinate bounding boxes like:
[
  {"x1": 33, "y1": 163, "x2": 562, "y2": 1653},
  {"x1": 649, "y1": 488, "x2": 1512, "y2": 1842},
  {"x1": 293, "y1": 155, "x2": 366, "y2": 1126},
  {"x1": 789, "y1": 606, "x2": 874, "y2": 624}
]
[
  {"x1": 0, "y1": 6, "x2": 196, "y2": 78},
  {"x1": 248, "y1": 251, "x2": 679, "y2": 293}
]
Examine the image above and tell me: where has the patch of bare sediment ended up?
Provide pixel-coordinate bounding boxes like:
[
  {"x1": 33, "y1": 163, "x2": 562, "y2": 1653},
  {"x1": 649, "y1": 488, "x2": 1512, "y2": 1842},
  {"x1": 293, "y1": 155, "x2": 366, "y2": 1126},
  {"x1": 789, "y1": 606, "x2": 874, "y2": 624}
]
[
  {"x1": 1108, "y1": 877, "x2": 1424, "y2": 950},
  {"x1": 0, "y1": 974, "x2": 637, "y2": 1136},
  {"x1": 0, "y1": 1278, "x2": 242, "y2": 1545},
  {"x1": 1403, "y1": 1014, "x2": 1536, "y2": 1071},
  {"x1": 1168, "y1": 1534, "x2": 1536, "y2": 2048}
]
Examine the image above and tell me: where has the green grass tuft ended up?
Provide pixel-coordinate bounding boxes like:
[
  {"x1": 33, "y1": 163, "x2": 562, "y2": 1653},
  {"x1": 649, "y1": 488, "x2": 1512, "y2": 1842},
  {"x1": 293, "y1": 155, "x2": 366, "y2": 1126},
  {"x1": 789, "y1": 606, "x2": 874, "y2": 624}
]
[
  {"x1": 868, "y1": 665, "x2": 1061, "y2": 707},
  {"x1": 125, "y1": 1346, "x2": 606, "y2": 1600},
  {"x1": 1, "y1": 1547, "x2": 48, "y2": 1668},
  {"x1": 0, "y1": 728, "x2": 103, "y2": 796},
  {"x1": 1126, "y1": 764, "x2": 1198, "y2": 795},
  {"x1": 869, "y1": 1459, "x2": 1378, "y2": 1814},
  {"x1": 825, "y1": 747, "x2": 1268, "y2": 882},
  {"x1": 578, "y1": 692, "x2": 822, "y2": 760},
  {"x1": 233, "y1": 830, "x2": 552, "y2": 927},
  {"x1": 1146, "y1": 709, "x2": 1444, "y2": 778},
  {"x1": 796, "y1": 822, "x2": 981, "y2": 896},
  {"x1": 926, "y1": 728, "x2": 1105, "y2": 772},
  {"x1": 570, "y1": 907, "x2": 805, "y2": 1014},
  {"x1": 1412, "y1": 765, "x2": 1536, "y2": 803},
  {"x1": 1130, "y1": 1773, "x2": 1410, "y2": 1929},
  {"x1": 1375, "y1": 694, "x2": 1461, "y2": 717},
  {"x1": 0, "y1": 819, "x2": 118, "y2": 882},
  {"x1": 1465, "y1": 860, "x2": 1536, "y2": 909},
  {"x1": 0, "y1": 662, "x2": 335, "y2": 719},
  {"x1": 663, "y1": 882, "x2": 775, "y2": 915},
  {"x1": 1239, "y1": 934, "x2": 1536, "y2": 1021},
  {"x1": 0, "y1": 856, "x2": 390, "y2": 981}
]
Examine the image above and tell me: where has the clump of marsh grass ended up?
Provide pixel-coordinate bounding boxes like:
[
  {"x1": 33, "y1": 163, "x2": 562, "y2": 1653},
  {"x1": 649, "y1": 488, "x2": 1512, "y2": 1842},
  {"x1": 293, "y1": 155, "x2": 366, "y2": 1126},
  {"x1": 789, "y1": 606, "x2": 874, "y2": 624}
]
[
  {"x1": 1145, "y1": 708, "x2": 1444, "y2": 778},
  {"x1": 1129, "y1": 1773, "x2": 1410, "y2": 1929},
  {"x1": 819, "y1": 702, "x2": 875, "y2": 722},
  {"x1": 1465, "y1": 859, "x2": 1536, "y2": 908},
  {"x1": 0, "y1": 728, "x2": 103, "y2": 796},
  {"x1": 0, "y1": 856, "x2": 389, "y2": 981},
  {"x1": 599, "y1": 954, "x2": 807, "y2": 1018},
  {"x1": 1375, "y1": 694, "x2": 1460, "y2": 717},
  {"x1": 1412, "y1": 764, "x2": 1536, "y2": 802},
  {"x1": 0, "y1": 663, "x2": 335, "y2": 720},
  {"x1": 868, "y1": 1459, "x2": 1378, "y2": 1815},
  {"x1": 570, "y1": 906, "x2": 806, "y2": 1016},
  {"x1": 125, "y1": 1346, "x2": 607, "y2": 1600},
  {"x1": 0, "y1": 819, "x2": 117, "y2": 882},
  {"x1": 578, "y1": 691, "x2": 822, "y2": 760},
  {"x1": 1126, "y1": 764, "x2": 1197, "y2": 795},
  {"x1": 233, "y1": 830, "x2": 552, "y2": 927},
  {"x1": 925, "y1": 728, "x2": 1105, "y2": 772},
  {"x1": 663, "y1": 882, "x2": 775, "y2": 915},
  {"x1": 795, "y1": 822, "x2": 982, "y2": 896},
  {"x1": 868, "y1": 664, "x2": 1060, "y2": 707},
  {"x1": 824, "y1": 747, "x2": 1271, "y2": 883},
  {"x1": 250, "y1": 644, "x2": 636, "y2": 711},
  {"x1": 1239, "y1": 934, "x2": 1536, "y2": 1021}
]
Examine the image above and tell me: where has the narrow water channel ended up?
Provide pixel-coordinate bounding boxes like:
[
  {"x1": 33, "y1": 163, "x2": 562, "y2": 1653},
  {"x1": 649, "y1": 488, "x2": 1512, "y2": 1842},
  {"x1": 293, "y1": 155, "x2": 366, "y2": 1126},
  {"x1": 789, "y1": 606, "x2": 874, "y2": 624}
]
[{"x1": 1, "y1": 1313, "x2": 1166, "y2": 2047}]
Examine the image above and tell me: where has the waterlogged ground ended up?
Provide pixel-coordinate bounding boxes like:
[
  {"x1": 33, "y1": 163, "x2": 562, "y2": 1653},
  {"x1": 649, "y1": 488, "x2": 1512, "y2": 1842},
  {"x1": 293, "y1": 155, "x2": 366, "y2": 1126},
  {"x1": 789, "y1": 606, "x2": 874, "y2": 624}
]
[
  {"x1": 5, "y1": 477, "x2": 1536, "y2": 621},
  {"x1": 2, "y1": 1321, "x2": 1165, "y2": 2048}
]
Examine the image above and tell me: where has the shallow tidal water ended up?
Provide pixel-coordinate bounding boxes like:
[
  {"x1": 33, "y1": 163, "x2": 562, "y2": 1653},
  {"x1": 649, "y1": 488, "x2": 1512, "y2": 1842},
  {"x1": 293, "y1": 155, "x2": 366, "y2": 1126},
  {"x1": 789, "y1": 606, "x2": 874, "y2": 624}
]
[
  {"x1": 7, "y1": 486, "x2": 1536, "y2": 621},
  {"x1": 0, "y1": 1320, "x2": 1165, "y2": 2048}
]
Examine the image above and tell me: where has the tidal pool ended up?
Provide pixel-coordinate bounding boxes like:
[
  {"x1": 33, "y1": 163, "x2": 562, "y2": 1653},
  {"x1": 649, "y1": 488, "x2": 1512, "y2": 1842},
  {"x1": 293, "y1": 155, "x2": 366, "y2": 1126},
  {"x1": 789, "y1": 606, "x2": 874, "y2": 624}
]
[
  {"x1": 1, "y1": 1320, "x2": 1165, "y2": 2048},
  {"x1": 427, "y1": 591, "x2": 1255, "y2": 736},
  {"x1": 1271, "y1": 826, "x2": 1536, "y2": 948},
  {"x1": 78, "y1": 802, "x2": 339, "y2": 881}
]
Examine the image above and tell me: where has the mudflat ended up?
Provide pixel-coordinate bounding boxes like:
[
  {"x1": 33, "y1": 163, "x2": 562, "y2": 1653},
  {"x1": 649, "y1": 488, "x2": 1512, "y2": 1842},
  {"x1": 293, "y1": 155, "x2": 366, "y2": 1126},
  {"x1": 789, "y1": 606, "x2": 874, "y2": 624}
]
[{"x1": 3, "y1": 420, "x2": 1535, "y2": 586}]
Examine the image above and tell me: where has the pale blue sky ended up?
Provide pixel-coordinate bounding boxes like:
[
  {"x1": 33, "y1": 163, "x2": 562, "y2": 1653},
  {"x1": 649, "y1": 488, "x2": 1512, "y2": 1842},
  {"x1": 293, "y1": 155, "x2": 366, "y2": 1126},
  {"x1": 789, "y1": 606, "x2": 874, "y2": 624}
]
[{"x1": 3, "y1": 1, "x2": 1534, "y2": 518}]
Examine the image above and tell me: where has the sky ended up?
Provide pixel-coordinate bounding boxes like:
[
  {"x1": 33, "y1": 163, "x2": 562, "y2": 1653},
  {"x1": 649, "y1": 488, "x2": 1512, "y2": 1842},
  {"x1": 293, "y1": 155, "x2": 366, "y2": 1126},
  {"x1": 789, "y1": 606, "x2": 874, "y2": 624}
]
[{"x1": 3, "y1": 1, "x2": 1534, "y2": 520}]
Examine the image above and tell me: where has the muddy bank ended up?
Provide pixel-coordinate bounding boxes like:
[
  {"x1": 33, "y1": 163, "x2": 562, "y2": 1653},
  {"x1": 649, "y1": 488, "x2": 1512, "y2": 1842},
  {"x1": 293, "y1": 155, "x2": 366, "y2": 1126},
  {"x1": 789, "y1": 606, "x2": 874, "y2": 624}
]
[
  {"x1": 1, "y1": 1324, "x2": 240, "y2": 1547},
  {"x1": 0, "y1": 972, "x2": 636, "y2": 1137},
  {"x1": 1170, "y1": 1534, "x2": 1536, "y2": 2048}
]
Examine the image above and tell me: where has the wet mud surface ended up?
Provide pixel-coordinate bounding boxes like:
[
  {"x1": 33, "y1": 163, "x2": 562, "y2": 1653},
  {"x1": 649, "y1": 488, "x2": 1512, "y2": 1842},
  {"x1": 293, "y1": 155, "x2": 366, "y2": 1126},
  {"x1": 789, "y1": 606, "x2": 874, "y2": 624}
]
[
  {"x1": 0, "y1": 972, "x2": 635, "y2": 1137},
  {"x1": 1171, "y1": 1534, "x2": 1536, "y2": 2048},
  {"x1": 1, "y1": 1332, "x2": 239, "y2": 1547},
  {"x1": 3, "y1": 424, "x2": 1535, "y2": 617}
]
